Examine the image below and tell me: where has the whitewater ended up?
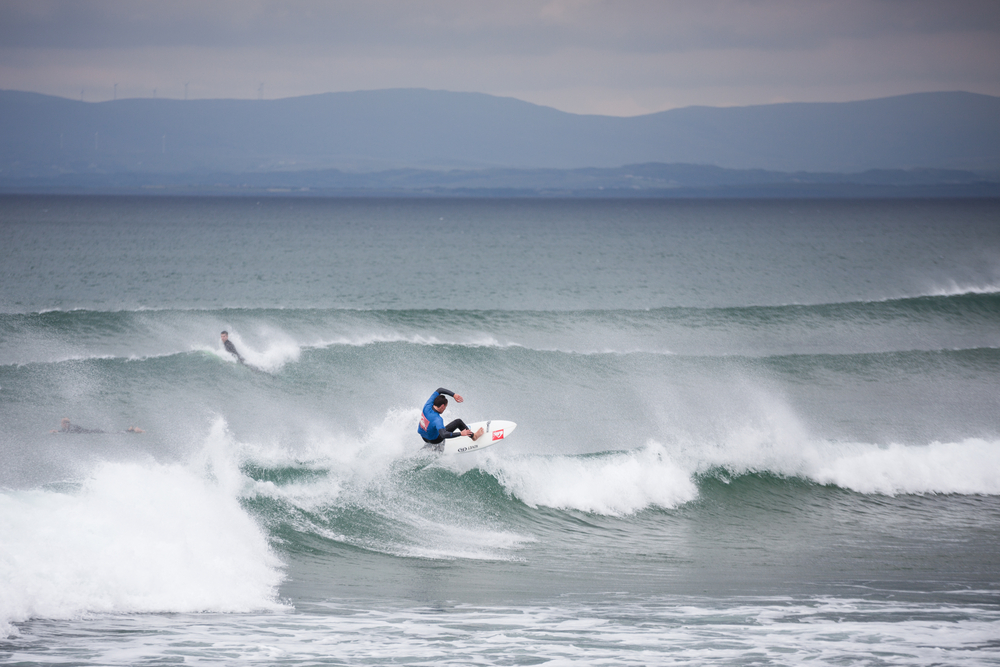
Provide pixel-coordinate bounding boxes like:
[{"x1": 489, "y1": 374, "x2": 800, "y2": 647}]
[{"x1": 2, "y1": 195, "x2": 999, "y2": 665}]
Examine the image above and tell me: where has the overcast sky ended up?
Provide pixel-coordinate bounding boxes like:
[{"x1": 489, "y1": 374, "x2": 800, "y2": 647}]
[{"x1": 1, "y1": 0, "x2": 998, "y2": 116}]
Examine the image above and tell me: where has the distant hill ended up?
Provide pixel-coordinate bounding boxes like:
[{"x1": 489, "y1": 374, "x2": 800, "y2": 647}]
[
  {"x1": 1, "y1": 89, "x2": 999, "y2": 194},
  {"x1": 0, "y1": 90, "x2": 1000, "y2": 197}
]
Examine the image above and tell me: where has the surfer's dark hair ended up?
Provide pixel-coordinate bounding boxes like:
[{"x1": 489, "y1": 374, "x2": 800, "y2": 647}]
[
  {"x1": 433, "y1": 395, "x2": 448, "y2": 408},
  {"x1": 221, "y1": 331, "x2": 228, "y2": 335}
]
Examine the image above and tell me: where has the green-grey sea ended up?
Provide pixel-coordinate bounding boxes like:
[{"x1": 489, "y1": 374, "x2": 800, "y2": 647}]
[{"x1": 2, "y1": 195, "x2": 1000, "y2": 665}]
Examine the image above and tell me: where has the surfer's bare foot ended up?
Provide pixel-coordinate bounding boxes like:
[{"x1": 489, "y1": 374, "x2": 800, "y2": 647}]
[{"x1": 472, "y1": 427, "x2": 484, "y2": 441}]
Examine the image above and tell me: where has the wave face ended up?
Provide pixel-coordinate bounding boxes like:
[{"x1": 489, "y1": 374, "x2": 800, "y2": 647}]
[{"x1": 2, "y1": 196, "x2": 1000, "y2": 664}]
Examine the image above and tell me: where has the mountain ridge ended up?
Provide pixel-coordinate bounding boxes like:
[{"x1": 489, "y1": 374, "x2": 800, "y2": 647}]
[{"x1": 1, "y1": 88, "x2": 998, "y2": 184}]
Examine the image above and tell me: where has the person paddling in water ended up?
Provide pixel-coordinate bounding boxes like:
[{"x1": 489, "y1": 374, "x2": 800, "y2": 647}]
[
  {"x1": 51, "y1": 418, "x2": 143, "y2": 434},
  {"x1": 418, "y1": 388, "x2": 484, "y2": 448},
  {"x1": 221, "y1": 331, "x2": 245, "y2": 364}
]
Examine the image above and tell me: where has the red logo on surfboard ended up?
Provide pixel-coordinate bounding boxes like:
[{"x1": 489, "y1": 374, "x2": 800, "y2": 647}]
[{"x1": 492, "y1": 429, "x2": 504, "y2": 441}]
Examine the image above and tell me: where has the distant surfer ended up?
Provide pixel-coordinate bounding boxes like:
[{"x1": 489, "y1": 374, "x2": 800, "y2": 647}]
[
  {"x1": 417, "y1": 388, "x2": 484, "y2": 447},
  {"x1": 51, "y1": 418, "x2": 143, "y2": 434},
  {"x1": 221, "y1": 331, "x2": 245, "y2": 364}
]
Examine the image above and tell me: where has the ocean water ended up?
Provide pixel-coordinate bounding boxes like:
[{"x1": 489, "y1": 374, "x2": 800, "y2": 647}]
[{"x1": 2, "y1": 195, "x2": 1000, "y2": 665}]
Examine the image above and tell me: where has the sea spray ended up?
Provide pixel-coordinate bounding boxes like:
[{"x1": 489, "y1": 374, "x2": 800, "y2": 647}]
[
  {"x1": 0, "y1": 420, "x2": 285, "y2": 638},
  {"x1": 237, "y1": 408, "x2": 536, "y2": 562},
  {"x1": 208, "y1": 327, "x2": 302, "y2": 372}
]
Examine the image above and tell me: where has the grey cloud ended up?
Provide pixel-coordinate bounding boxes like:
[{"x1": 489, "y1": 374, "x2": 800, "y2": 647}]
[
  {"x1": 2, "y1": 0, "x2": 999, "y2": 53},
  {"x1": 1, "y1": 0, "x2": 998, "y2": 114}
]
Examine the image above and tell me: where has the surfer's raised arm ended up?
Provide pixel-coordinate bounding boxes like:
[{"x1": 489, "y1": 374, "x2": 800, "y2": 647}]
[{"x1": 434, "y1": 387, "x2": 464, "y2": 403}]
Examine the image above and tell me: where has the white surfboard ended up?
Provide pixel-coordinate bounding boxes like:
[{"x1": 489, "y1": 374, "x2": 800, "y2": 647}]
[{"x1": 423, "y1": 420, "x2": 517, "y2": 455}]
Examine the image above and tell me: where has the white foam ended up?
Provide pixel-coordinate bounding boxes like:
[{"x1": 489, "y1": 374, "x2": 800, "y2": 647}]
[
  {"x1": 674, "y1": 411, "x2": 1000, "y2": 496},
  {"x1": 391, "y1": 513, "x2": 536, "y2": 562},
  {"x1": 213, "y1": 329, "x2": 301, "y2": 372},
  {"x1": 484, "y1": 442, "x2": 699, "y2": 515},
  {"x1": 0, "y1": 421, "x2": 285, "y2": 637},
  {"x1": 10, "y1": 597, "x2": 994, "y2": 666},
  {"x1": 230, "y1": 408, "x2": 537, "y2": 561},
  {"x1": 482, "y1": 412, "x2": 1000, "y2": 517},
  {"x1": 808, "y1": 438, "x2": 1000, "y2": 495},
  {"x1": 926, "y1": 280, "x2": 1000, "y2": 297},
  {"x1": 312, "y1": 332, "x2": 519, "y2": 350}
]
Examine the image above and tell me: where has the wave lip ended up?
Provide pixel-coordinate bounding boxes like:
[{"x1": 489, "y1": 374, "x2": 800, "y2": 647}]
[
  {"x1": 477, "y1": 434, "x2": 1000, "y2": 520},
  {"x1": 686, "y1": 427, "x2": 1000, "y2": 497},
  {"x1": 926, "y1": 281, "x2": 1000, "y2": 297},
  {"x1": 809, "y1": 439, "x2": 1000, "y2": 496},
  {"x1": 485, "y1": 443, "x2": 699, "y2": 515}
]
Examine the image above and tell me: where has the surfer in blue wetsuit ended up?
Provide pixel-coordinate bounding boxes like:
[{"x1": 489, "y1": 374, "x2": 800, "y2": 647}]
[{"x1": 418, "y1": 388, "x2": 484, "y2": 446}]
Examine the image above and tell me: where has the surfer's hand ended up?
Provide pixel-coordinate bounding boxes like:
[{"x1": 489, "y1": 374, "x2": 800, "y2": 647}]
[{"x1": 454, "y1": 394, "x2": 464, "y2": 403}]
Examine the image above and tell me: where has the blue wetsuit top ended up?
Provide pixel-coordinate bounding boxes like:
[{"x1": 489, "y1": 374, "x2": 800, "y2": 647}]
[{"x1": 417, "y1": 388, "x2": 456, "y2": 441}]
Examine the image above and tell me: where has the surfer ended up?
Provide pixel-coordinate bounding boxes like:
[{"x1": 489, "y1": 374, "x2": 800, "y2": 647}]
[
  {"x1": 221, "y1": 331, "x2": 245, "y2": 364},
  {"x1": 417, "y1": 388, "x2": 484, "y2": 445},
  {"x1": 51, "y1": 418, "x2": 143, "y2": 434}
]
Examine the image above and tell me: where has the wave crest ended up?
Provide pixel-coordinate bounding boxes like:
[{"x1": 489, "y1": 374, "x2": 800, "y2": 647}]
[
  {"x1": 0, "y1": 423, "x2": 285, "y2": 636},
  {"x1": 484, "y1": 443, "x2": 699, "y2": 515}
]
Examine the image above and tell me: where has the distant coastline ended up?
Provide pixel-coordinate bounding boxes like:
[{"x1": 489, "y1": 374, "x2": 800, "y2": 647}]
[{"x1": 2, "y1": 163, "x2": 998, "y2": 198}]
